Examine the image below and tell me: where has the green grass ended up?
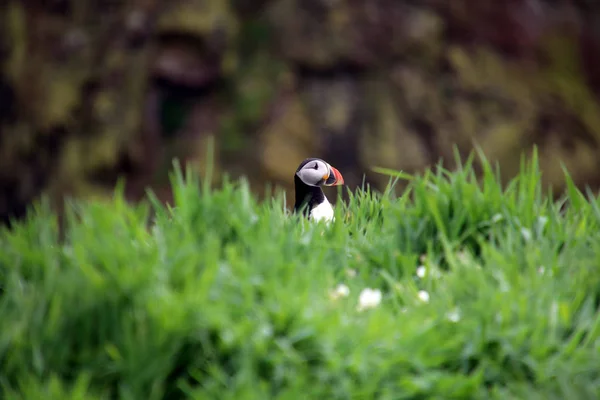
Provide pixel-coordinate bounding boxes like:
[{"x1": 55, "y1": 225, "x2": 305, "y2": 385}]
[{"x1": 1, "y1": 150, "x2": 600, "y2": 399}]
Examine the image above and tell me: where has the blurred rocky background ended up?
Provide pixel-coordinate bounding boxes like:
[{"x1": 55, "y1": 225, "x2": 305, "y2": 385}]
[{"x1": 2, "y1": 0, "x2": 600, "y2": 225}]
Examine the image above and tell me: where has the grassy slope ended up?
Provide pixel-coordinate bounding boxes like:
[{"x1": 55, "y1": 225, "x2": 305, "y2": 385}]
[{"x1": 1, "y1": 151, "x2": 600, "y2": 399}]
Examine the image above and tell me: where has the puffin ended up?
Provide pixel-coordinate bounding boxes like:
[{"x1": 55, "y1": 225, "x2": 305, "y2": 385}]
[{"x1": 293, "y1": 158, "x2": 345, "y2": 222}]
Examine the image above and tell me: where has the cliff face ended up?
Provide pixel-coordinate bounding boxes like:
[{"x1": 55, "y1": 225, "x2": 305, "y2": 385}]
[{"x1": 2, "y1": 0, "x2": 600, "y2": 223}]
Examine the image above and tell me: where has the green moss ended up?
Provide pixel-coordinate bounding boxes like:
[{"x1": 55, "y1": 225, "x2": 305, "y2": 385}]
[
  {"x1": 157, "y1": 1, "x2": 238, "y2": 40},
  {"x1": 538, "y1": 33, "x2": 600, "y2": 140},
  {"x1": 5, "y1": 2, "x2": 26, "y2": 81},
  {"x1": 220, "y1": 48, "x2": 285, "y2": 152}
]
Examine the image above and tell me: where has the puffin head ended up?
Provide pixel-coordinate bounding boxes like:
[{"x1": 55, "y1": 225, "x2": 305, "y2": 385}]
[{"x1": 295, "y1": 158, "x2": 344, "y2": 187}]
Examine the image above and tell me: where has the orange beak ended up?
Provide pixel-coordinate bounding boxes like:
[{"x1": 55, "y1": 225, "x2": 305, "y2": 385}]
[{"x1": 324, "y1": 165, "x2": 345, "y2": 186}]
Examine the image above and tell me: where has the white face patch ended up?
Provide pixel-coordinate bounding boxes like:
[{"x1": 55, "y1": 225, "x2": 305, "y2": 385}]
[{"x1": 296, "y1": 159, "x2": 330, "y2": 186}]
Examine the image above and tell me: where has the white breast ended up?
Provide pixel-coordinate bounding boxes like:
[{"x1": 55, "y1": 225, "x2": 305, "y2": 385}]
[{"x1": 310, "y1": 197, "x2": 335, "y2": 222}]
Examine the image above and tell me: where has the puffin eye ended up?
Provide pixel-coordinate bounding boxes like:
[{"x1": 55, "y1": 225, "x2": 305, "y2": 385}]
[{"x1": 313, "y1": 163, "x2": 319, "y2": 170}]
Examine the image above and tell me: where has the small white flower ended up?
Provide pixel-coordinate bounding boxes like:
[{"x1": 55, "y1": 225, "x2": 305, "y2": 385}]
[
  {"x1": 521, "y1": 228, "x2": 532, "y2": 241},
  {"x1": 329, "y1": 284, "x2": 350, "y2": 300},
  {"x1": 446, "y1": 308, "x2": 461, "y2": 323},
  {"x1": 416, "y1": 265, "x2": 426, "y2": 278},
  {"x1": 357, "y1": 288, "x2": 382, "y2": 311},
  {"x1": 492, "y1": 213, "x2": 503, "y2": 223},
  {"x1": 345, "y1": 269, "x2": 357, "y2": 278},
  {"x1": 417, "y1": 290, "x2": 430, "y2": 303},
  {"x1": 259, "y1": 324, "x2": 273, "y2": 338},
  {"x1": 538, "y1": 266, "x2": 545, "y2": 275}
]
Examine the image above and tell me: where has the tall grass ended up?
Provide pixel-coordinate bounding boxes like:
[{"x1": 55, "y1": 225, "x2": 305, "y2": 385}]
[{"x1": 1, "y1": 151, "x2": 600, "y2": 399}]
